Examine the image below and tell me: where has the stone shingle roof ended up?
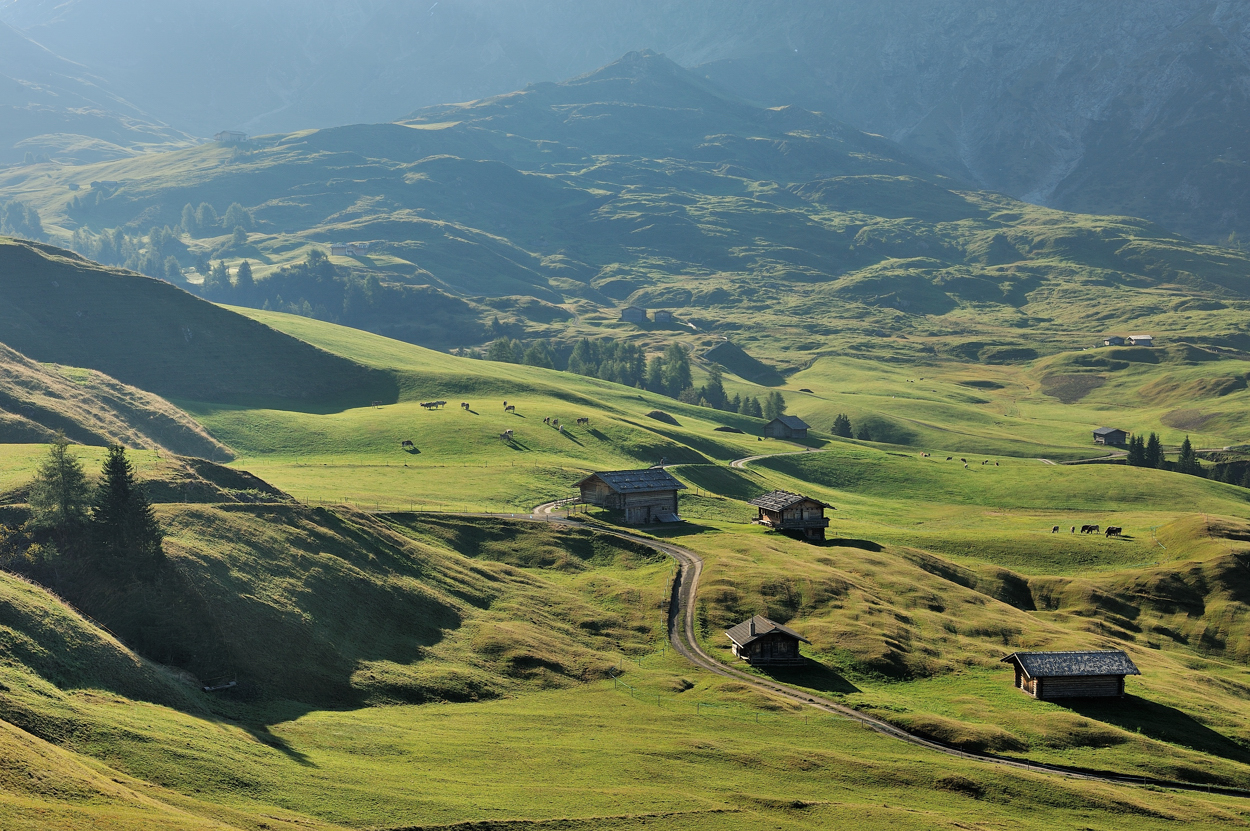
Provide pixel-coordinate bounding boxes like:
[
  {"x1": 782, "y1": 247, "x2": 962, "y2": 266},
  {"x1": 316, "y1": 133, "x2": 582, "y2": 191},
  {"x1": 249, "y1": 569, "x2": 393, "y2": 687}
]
[
  {"x1": 748, "y1": 490, "x2": 833, "y2": 512},
  {"x1": 577, "y1": 468, "x2": 686, "y2": 494},
  {"x1": 770, "y1": 414, "x2": 810, "y2": 430},
  {"x1": 1093, "y1": 427, "x2": 1126, "y2": 436},
  {"x1": 1001, "y1": 650, "x2": 1140, "y2": 678},
  {"x1": 724, "y1": 614, "x2": 810, "y2": 648}
]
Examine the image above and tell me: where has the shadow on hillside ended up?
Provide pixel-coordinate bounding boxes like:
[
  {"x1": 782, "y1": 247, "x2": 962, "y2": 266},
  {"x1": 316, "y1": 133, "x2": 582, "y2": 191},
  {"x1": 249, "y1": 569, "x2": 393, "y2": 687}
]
[
  {"x1": 243, "y1": 724, "x2": 317, "y2": 767},
  {"x1": 558, "y1": 430, "x2": 583, "y2": 446},
  {"x1": 761, "y1": 661, "x2": 860, "y2": 696},
  {"x1": 587, "y1": 428, "x2": 608, "y2": 441},
  {"x1": 1064, "y1": 695, "x2": 1250, "y2": 769},
  {"x1": 822, "y1": 537, "x2": 883, "y2": 552}
]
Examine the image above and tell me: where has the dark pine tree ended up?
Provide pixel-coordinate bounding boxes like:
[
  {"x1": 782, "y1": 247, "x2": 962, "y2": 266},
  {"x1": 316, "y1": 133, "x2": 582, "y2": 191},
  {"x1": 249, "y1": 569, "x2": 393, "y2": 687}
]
[
  {"x1": 1176, "y1": 436, "x2": 1203, "y2": 477},
  {"x1": 1145, "y1": 432, "x2": 1163, "y2": 468},
  {"x1": 91, "y1": 446, "x2": 164, "y2": 578},
  {"x1": 832, "y1": 413, "x2": 853, "y2": 438},
  {"x1": 1127, "y1": 434, "x2": 1145, "y2": 466}
]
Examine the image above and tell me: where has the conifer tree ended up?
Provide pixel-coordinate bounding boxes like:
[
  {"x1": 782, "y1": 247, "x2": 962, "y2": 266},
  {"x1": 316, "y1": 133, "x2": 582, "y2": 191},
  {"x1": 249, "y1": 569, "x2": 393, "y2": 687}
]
[
  {"x1": 91, "y1": 447, "x2": 163, "y2": 577},
  {"x1": 1145, "y1": 432, "x2": 1163, "y2": 468},
  {"x1": 181, "y1": 203, "x2": 198, "y2": 236},
  {"x1": 28, "y1": 434, "x2": 90, "y2": 535},
  {"x1": 762, "y1": 391, "x2": 786, "y2": 421},
  {"x1": 1176, "y1": 436, "x2": 1202, "y2": 477},
  {"x1": 1126, "y1": 434, "x2": 1145, "y2": 466},
  {"x1": 235, "y1": 259, "x2": 254, "y2": 295},
  {"x1": 1241, "y1": 467, "x2": 1250, "y2": 489},
  {"x1": 855, "y1": 424, "x2": 873, "y2": 441},
  {"x1": 832, "y1": 413, "x2": 852, "y2": 438}
]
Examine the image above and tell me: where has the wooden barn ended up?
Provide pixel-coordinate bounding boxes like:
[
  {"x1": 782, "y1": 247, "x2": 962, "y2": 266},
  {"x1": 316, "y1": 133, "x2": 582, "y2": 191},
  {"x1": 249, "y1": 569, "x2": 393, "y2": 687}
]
[
  {"x1": 576, "y1": 468, "x2": 686, "y2": 524},
  {"x1": 1001, "y1": 650, "x2": 1140, "y2": 699},
  {"x1": 652, "y1": 309, "x2": 674, "y2": 323},
  {"x1": 1127, "y1": 334, "x2": 1154, "y2": 347},
  {"x1": 1093, "y1": 426, "x2": 1128, "y2": 446},
  {"x1": 726, "y1": 615, "x2": 809, "y2": 666},
  {"x1": 1103, "y1": 336, "x2": 1124, "y2": 346},
  {"x1": 749, "y1": 490, "x2": 833, "y2": 540},
  {"x1": 763, "y1": 415, "x2": 809, "y2": 439},
  {"x1": 619, "y1": 306, "x2": 648, "y2": 323}
]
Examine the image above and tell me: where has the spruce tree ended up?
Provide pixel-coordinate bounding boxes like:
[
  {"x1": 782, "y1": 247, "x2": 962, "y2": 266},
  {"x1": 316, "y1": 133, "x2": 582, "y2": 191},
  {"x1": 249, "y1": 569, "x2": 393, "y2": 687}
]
[
  {"x1": 28, "y1": 434, "x2": 90, "y2": 535},
  {"x1": 855, "y1": 424, "x2": 873, "y2": 442},
  {"x1": 181, "y1": 203, "x2": 198, "y2": 236},
  {"x1": 832, "y1": 413, "x2": 853, "y2": 438},
  {"x1": 1127, "y1": 434, "x2": 1145, "y2": 466},
  {"x1": 235, "y1": 259, "x2": 254, "y2": 295},
  {"x1": 763, "y1": 391, "x2": 786, "y2": 421},
  {"x1": 745, "y1": 397, "x2": 763, "y2": 419},
  {"x1": 1145, "y1": 432, "x2": 1163, "y2": 468},
  {"x1": 1240, "y1": 467, "x2": 1250, "y2": 489},
  {"x1": 91, "y1": 447, "x2": 163, "y2": 577},
  {"x1": 1176, "y1": 436, "x2": 1202, "y2": 477}
]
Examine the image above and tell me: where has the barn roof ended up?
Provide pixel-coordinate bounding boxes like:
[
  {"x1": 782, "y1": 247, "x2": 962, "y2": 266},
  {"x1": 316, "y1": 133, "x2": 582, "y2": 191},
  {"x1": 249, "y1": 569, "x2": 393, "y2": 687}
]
[
  {"x1": 1092, "y1": 426, "x2": 1126, "y2": 436},
  {"x1": 749, "y1": 490, "x2": 833, "y2": 511},
  {"x1": 725, "y1": 615, "x2": 810, "y2": 648},
  {"x1": 577, "y1": 468, "x2": 686, "y2": 493},
  {"x1": 769, "y1": 415, "x2": 810, "y2": 430},
  {"x1": 1001, "y1": 650, "x2": 1140, "y2": 678}
]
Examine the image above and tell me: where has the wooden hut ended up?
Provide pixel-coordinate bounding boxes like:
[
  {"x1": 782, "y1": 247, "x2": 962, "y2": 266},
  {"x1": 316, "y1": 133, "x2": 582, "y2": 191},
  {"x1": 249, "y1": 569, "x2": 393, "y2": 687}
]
[
  {"x1": 1001, "y1": 650, "x2": 1140, "y2": 699},
  {"x1": 1126, "y1": 334, "x2": 1154, "y2": 347},
  {"x1": 652, "y1": 309, "x2": 674, "y2": 323},
  {"x1": 763, "y1": 415, "x2": 809, "y2": 439},
  {"x1": 576, "y1": 468, "x2": 686, "y2": 524},
  {"x1": 619, "y1": 306, "x2": 648, "y2": 323},
  {"x1": 749, "y1": 490, "x2": 833, "y2": 540},
  {"x1": 1103, "y1": 336, "x2": 1124, "y2": 346},
  {"x1": 1093, "y1": 427, "x2": 1128, "y2": 446},
  {"x1": 725, "y1": 615, "x2": 809, "y2": 666}
]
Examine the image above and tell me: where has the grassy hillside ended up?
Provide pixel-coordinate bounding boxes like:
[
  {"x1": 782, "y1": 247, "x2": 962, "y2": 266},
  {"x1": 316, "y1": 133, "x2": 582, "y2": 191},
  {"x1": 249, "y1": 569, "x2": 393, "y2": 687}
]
[
  {"x1": 0, "y1": 237, "x2": 389, "y2": 405},
  {"x1": 0, "y1": 340, "x2": 229, "y2": 458},
  {"x1": 1, "y1": 52, "x2": 1247, "y2": 368}
]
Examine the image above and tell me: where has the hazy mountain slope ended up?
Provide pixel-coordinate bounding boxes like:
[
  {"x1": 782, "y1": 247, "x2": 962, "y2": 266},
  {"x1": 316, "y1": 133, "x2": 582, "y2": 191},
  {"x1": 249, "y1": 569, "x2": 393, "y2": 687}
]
[
  {"x1": 0, "y1": 340, "x2": 230, "y2": 458},
  {"x1": 0, "y1": 237, "x2": 391, "y2": 404},
  {"x1": 6, "y1": 52, "x2": 1247, "y2": 361},
  {"x1": 0, "y1": 20, "x2": 191, "y2": 165},
  {"x1": 3, "y1": 0, "x2": 1245, "y2": 243}
]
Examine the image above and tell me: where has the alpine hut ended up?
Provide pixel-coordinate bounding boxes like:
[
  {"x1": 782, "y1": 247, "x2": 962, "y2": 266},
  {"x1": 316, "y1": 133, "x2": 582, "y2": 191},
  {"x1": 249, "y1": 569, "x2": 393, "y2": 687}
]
[
  {"x1": 1092, "y1": 427, "x2": 1128, "y2": 446},
  {"x1": 749, "y1": 490, "x2": 833, "y2": 540},
  {"x1": 576, "y1": 468, "x2": 686, "y2": 524},
  {"x1": 763, "y1": 414, "x2": 809, "y2": 439},
  {"x1": 726, "y1": 615, "x2": 809, "y2": 666},
  {"x1": 1001, "y1": 650, "x2": 1140, "y2": 699},
  {"x1": 619, "y1": 306, "x2": 648, "y2": 323}
]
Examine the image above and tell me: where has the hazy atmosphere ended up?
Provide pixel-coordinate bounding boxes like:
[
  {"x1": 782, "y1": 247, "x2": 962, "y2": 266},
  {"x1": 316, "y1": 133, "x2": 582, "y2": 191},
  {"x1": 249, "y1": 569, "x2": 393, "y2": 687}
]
[{"x1": 1, "y1": 2, "x2": 1250, "y2": 829}]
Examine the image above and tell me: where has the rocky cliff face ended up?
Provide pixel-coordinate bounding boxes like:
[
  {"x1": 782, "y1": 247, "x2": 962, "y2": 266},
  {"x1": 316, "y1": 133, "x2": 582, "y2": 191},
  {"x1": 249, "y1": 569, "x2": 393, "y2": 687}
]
[{"x1": 2, "y1": 0, "x2": 1246, "y2": 243}]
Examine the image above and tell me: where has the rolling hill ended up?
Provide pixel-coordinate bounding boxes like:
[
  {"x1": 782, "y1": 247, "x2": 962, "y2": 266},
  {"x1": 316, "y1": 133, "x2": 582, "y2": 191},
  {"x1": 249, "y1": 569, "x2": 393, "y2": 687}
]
[{"x1": 2, "y1": 51, "x2": 1247, "y2": 370}]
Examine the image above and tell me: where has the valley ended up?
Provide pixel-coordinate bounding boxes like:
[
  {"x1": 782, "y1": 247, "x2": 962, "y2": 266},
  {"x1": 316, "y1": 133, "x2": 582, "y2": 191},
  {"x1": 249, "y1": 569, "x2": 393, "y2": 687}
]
[{"x1": 0, "y1": 30, "x2": 1249, "y2": 831}]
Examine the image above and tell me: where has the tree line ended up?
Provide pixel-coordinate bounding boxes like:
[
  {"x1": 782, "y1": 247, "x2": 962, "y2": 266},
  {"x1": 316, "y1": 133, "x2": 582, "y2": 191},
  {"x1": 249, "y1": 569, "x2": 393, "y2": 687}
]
[{"x1": 0, "y1": 200, "x2": 46, "y2": 241}]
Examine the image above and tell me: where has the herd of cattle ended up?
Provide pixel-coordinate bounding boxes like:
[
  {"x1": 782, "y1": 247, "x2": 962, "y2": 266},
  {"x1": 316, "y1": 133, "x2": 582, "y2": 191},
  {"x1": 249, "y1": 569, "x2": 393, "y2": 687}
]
[{"x1": 1051, "y1": 523, "x2": 1123, "y2": 537}]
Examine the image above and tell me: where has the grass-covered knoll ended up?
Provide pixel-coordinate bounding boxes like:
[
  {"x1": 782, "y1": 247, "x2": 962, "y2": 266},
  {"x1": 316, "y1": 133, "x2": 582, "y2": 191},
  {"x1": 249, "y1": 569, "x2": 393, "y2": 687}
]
[
  {"x1": 4, "y1": 52, "x2": 1248, "y2": 366},
  {"x1": 0, "y1": 340, "x2": 229, "y2": 458},
  {"x1": 0, "y1": 237, "x2": 389, "y2": 405}
]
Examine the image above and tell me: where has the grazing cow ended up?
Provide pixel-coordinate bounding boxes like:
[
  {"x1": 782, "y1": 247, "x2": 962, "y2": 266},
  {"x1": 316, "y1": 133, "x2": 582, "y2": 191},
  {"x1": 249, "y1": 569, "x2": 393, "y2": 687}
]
[
  {"x1": 995, "y1": 462, "x2": 999, "y2": 467},
  {"x1": 946, "y1": 456, "x2": 953, "y2": 461},
  {"x1": 964, "y1": 463, "x2": 969, "y2": 469},
  {"x1": 543, "y1": 417, "x2": 550, "y2": 425},
  {"x1": 506, "y1": 405, "x2": 516, "y2": 413},
  {"x1": 982, "y1": 460, "x2": 988, "y2": 465},
  {"x1": 400, "y1": 440, "x2": 414, "y2": 448},
  {"x1": 1106, "y1": 526, "x2": 1123, "y2": 537},
  {"x1": 1051, "y1": 525, "x2": 1060, "y2": 533},
  {"x1": 1071, "y1": 526, "x2": 1076, "y2": 533},
  {"x1": 960, "y1": 458, "x2": 967, "y2": 463},
  {"x1": 500, "y1": 429, "x2": 514, "y2": 440}
]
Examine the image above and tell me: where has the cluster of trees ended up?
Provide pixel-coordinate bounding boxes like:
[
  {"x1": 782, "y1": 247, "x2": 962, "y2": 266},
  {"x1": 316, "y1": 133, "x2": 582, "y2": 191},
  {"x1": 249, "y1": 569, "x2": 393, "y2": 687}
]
[
  {"x1": 69, "y1": 225, "x2": 186, "y2": 283},
  {"x1": 1125, "y1": 432, "x2": 1166, "y2": 469},
  {"x1": 568, "y1": 338, "x2": 647, "y2": 387},
  {"x1": 0, "y1": 200, "x2": 45, "y2": 240},
  {"x1": 1, "y1": 437, "x2": 163, "y2": 580},
  {"x1": 831, "y1": 413, "x2": 874, "y2": 441},
  {"x1": 180, "y1": 202, "x2": 254, "y2": 238}
]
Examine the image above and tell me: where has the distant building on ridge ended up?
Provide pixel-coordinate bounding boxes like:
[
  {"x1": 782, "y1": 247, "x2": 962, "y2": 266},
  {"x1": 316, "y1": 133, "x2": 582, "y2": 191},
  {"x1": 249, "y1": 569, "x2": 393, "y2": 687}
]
[
  {"x1": 1103, "y1": 336, "x2": 1124, "y2": 346},
  {"x1": 653, "y1": 309, "x2": 674, "y2": 323},
  {"x1": 214, "y1": 131, "x2": 248, "y2": 143},
  {"x1": 619, "y1": 306, "x2": 647, "y2": 323},
  {"x1": 1126, "y1": 334, "x2": 1154, "y2": 347}
]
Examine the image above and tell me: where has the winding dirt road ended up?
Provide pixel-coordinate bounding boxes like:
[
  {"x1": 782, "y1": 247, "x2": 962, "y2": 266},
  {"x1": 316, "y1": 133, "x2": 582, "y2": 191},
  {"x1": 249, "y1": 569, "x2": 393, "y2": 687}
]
[{"x1": 471, "y1": 505, "x2": 1250, "y2": 799}]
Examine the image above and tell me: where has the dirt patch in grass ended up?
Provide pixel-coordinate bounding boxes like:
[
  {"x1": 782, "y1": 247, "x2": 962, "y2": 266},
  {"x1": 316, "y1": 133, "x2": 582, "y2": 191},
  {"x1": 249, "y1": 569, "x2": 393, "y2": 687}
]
[
  {"x1": 1040, "y1": 373, "x2": 1107, "y2": 403},
  {"x1": 1162, "y1": 408, "x2": 1216, "y2": 431}
]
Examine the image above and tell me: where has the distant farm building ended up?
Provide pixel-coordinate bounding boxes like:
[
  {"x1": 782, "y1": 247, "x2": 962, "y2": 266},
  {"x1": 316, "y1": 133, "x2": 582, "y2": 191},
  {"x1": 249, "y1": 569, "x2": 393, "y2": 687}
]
[
  {"x1": 653, "y1": 309, "x2": 674, "y2": 323},
  {"x1": 726, "y1": 615, "x2": 809, "y2": 666},
  {"x1": 1127, "y1": 334, "x2": 1154, "y2": 347},
  {"x1": 214, "y1": 130, "x2": 248, "y2": 143},
  {"x1": 1093, "y1": 427, "x2": 1128, "y2": 446},
  {"x1": 330, "y1": 242, "x2": 370, "y2": 256},
  {"x1": 763, "y1": 415, "x2": 810, "y2": 439},
  {"x1": 576, "y1": 468, "x2": 686, "y2": 524},
  {"x1": 347, "y1": 241, "x2": 370, "y2": 255},
  {"x1": 619, "y1": 306, "x2": 648, "y2": 323},
  {"x1": 1001, "y1": 650, "x2": 1140, "y2": 699},
  {"x1": 749, "y1": 490, "x2": 833, "y2": 540},
  {"x1": 1103, "y1": 336, "x2": 1124, "y2": 346},
  {"x1": 330, "y1": 243, "x2": 348, "y2": 255}
]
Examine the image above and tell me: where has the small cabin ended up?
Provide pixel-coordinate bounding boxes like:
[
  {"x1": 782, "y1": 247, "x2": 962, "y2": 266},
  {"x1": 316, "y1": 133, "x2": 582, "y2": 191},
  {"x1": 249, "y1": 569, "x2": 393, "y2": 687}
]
[
  {"x1": 214, "y1": 130, "x2": 248, "y2": 143},
  {"x1": 1126, "y1": 334, "x2": 1154, "y2": 347},
  {"x1": 1001, "y1": 650, "x2": 1140, "y2": 699},
  {"x1": 726, "y1": 615, "x2": 809, "y2": 666},
  {"x1": 1093, "y1": 426, "x2": 1128, "y2": 446},
  {"x1": 330, "y1": 242, "x2": 348, "y2": 256},
  {"x1": 576, "y1": 468, "x2": 686, "y2": 524},
  {"x1": 763, "y1": 415, "x2": 809, "y2": 439},
  {"x1": 749, "y1": 490, "x2": 833, "y2": 540},
  {"x1": 1103, "y1": 336, "x2": 1124, "y2": 347},
  {"x1": 346, "y1": 241, "x2": 371, "y2": 255},
  {"x1": 653, "y1": 309, "x2": 674, "y2": 323},
  {"x1": 619, "y1": 306, "x2": 648, "y2": 323}
]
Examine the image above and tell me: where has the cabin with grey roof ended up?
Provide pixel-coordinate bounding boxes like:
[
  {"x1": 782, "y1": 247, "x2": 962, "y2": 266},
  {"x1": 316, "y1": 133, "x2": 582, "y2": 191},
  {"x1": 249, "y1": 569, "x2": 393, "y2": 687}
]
[
  {"x1": 575, "y1": 468, "x2": 686, "y2": 525},
  {"x1": 1001, "y1": 650, "x2": 1140, "y2": 699},
  {"x1": 725, "y1": 615, "x2": 809, "y2": 666},
  {"x1": 748, "y1": 490, "x2": 833, "y2": 540},
  {"x1": 763, "y1": 414, "x2": 810, "y2": 439}
]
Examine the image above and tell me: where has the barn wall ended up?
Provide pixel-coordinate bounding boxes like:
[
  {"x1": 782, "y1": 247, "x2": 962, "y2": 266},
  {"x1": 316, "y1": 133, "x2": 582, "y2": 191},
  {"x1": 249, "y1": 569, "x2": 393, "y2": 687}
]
[{"x1": 1038, "y1": 675, "x2": 1124, "y2": 699}]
